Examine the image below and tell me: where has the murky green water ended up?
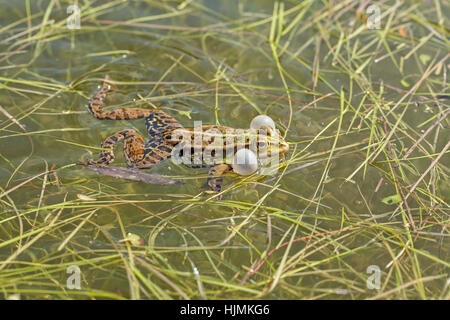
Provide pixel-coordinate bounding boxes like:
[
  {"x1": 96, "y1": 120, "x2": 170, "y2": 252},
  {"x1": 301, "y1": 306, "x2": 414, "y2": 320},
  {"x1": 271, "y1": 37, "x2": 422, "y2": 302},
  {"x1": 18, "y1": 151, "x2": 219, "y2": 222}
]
[{"x1": 0, "y1": 0, "x2": 448, "y2": 299}]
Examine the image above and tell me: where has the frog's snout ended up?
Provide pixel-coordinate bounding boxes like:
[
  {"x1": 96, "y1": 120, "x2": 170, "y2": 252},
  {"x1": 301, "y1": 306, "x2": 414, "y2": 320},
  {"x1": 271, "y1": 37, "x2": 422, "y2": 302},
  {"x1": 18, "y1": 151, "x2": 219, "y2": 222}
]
[{"x1": 280, "y1": 140, "x2": 289, "y2": 154}]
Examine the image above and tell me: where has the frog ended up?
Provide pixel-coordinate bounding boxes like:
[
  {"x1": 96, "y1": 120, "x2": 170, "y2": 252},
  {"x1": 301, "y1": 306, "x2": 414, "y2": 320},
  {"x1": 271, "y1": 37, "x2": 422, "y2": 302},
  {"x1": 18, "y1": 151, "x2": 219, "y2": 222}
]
[{"x1": 83, "y1": 75, "x2": 289, "y2": 196}]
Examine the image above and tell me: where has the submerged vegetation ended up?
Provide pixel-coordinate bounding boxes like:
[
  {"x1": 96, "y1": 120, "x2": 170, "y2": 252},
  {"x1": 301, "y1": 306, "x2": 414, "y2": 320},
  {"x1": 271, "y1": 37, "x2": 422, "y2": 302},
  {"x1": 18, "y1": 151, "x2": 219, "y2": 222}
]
[{"x1": 0, "y1": 0, "x2": 448, "y2": 299}]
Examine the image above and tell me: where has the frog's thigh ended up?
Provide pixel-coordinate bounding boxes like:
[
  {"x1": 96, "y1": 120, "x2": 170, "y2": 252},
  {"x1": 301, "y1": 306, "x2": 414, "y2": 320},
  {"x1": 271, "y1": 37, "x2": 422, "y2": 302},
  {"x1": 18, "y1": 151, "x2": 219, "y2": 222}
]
[
  {"x1": 207, "y1": 164, "x2": 232, "y2": 193},
  {"x1": 122, "y1": 130, "x2": 146, "y2": 166}
]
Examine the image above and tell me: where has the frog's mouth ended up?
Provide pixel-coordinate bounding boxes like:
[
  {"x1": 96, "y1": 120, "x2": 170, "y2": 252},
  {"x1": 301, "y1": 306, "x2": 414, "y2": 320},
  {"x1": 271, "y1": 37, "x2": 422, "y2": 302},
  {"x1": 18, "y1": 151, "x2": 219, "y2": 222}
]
[
  {"x1": 267, "y1": 127, "x2": 289, "y2": 155},
  {"x1": 279, "y1": 140, "x2": 289, "y2": 154},
  {"x1": 261, "y1": 140, "x2": 289, "y2": 158}
]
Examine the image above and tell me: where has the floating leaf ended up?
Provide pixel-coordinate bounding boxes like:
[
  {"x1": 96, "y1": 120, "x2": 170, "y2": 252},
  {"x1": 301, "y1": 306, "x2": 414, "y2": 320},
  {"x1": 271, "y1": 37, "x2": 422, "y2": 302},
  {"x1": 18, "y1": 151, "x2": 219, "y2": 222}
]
[
  {"x1": 434, "y1": 61, "x2": 443, "y2": 75},
  {"x1": 177, "y1": 110, "x2": 192, "y2": 119},
  {"x1": 77, "y1": 194, "x2": 97, "y2": 201},
  {"x1": 119, "y1": 233, "x2": 144, "y2": 246},
  {"x1": 419, "y1": 54, "x2": 431, "y2": 65},
  {"x1": 400, "y1": 79, "x2": 410, "y2": 88},
  {"x1": 382, "y1": 194, "x2": 402, "y2": 205}
]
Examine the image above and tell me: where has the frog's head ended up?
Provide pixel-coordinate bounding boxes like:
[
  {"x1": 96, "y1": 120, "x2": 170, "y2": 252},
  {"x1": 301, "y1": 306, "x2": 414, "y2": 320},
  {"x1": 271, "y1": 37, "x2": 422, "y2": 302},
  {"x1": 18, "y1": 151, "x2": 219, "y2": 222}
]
[{"x1": 256, "y1": 126, "x2": 289, "y2": 157}]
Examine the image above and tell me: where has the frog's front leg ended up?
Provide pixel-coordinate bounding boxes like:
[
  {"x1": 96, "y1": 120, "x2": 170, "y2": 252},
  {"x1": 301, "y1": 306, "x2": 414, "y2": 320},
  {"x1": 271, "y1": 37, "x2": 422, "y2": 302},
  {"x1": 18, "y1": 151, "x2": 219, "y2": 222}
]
[{"x1": 207, "y1": 164, "x2": 232, "y2": 197}]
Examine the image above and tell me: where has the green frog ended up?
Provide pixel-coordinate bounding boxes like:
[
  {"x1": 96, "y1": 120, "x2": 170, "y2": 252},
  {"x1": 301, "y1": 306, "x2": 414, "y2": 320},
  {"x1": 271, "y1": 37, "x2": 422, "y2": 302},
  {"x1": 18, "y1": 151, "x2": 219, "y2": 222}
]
[{"x1": 84, "y1": 75, "x2": 289, "y2": 195}]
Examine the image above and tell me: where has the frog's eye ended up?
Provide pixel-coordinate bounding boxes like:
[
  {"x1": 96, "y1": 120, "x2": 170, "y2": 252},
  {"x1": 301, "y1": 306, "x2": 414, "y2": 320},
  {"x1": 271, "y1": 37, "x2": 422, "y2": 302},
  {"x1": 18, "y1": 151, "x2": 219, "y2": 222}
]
[{"x1": 258, "y1": 141, "x2": 266, "y2": 147}]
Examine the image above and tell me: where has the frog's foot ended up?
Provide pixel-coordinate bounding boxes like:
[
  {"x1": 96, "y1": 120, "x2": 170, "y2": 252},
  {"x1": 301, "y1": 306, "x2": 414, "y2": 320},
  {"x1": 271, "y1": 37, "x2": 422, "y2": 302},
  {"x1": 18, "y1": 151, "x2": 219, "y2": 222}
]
[
  {"x1": 101, "y1": 75, "x2": 116, "y2": 95},
  {"x1": 207, "y1": 164, "x2": 232, "y2": 199}
]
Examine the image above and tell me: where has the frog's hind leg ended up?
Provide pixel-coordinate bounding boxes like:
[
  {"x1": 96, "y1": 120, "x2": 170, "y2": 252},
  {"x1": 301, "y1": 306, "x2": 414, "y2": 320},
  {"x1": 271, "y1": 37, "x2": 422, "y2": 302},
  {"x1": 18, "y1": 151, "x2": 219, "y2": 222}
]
[
  {"x1": 88, "y1": 75, "x2": 166, "y2": 121},
  {"x1": 86, "y1": 129, "x2": 146, "y2": 167},
  {"x1": 207, "y1": 164, "x2": 232, "y2": 196}
]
